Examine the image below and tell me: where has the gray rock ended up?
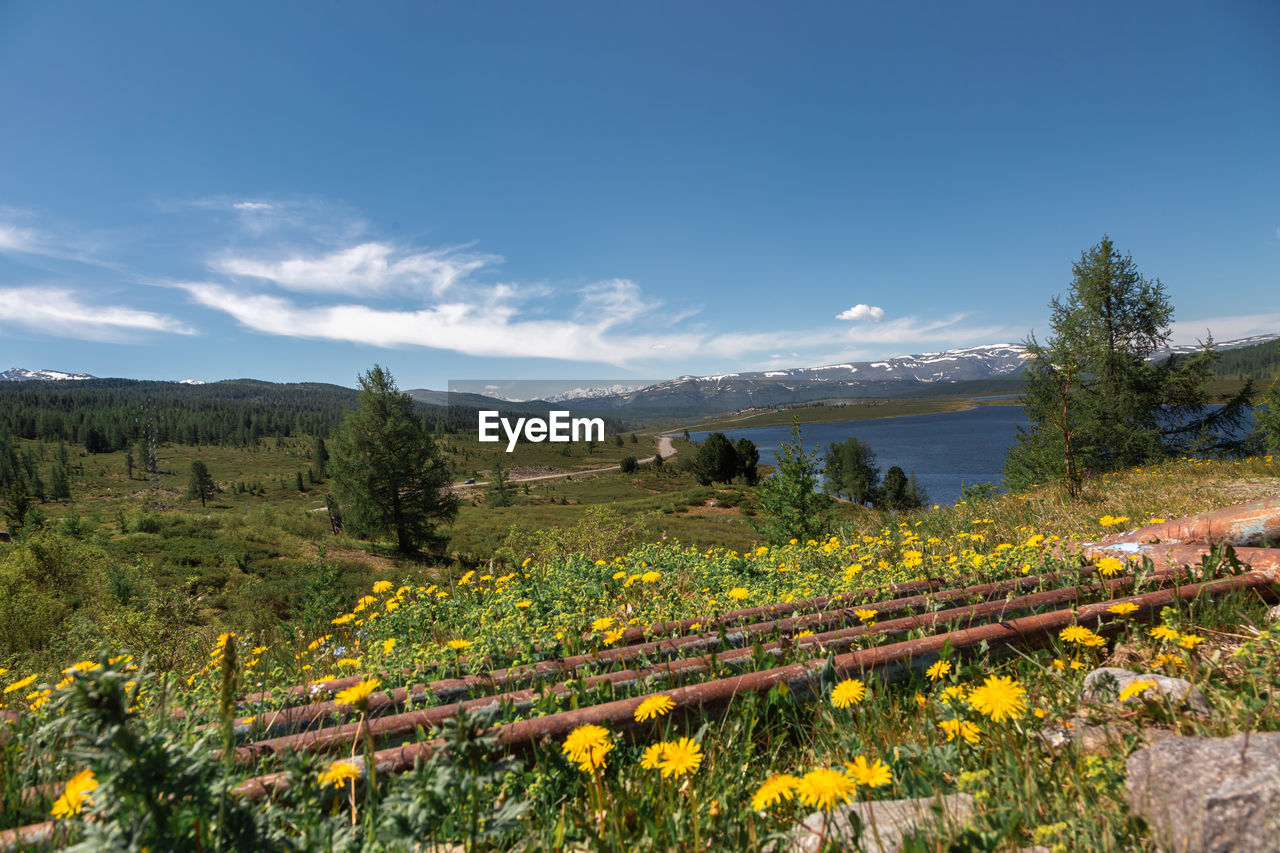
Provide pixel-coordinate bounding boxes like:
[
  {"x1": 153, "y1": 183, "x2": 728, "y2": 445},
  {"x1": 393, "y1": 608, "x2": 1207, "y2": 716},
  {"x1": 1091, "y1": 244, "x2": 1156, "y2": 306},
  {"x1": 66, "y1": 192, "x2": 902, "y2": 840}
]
[
  {"x1": 782, "y1": 793, "x2": 975, "y2": 853},
  {"x1": 1082, "y1": 667, "x2": 1209, "y2": 714},
  {"x1": 1268, "y1": 603, "x2": 1280, "y2": 623},
  {"x1": 1126, "y1": 732, "x2": 1280, "y2": 853}
]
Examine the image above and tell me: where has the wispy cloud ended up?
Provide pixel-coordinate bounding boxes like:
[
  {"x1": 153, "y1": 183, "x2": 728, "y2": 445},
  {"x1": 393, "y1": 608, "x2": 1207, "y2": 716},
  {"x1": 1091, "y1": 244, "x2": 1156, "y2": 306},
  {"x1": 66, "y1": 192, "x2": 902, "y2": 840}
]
[
  {"x1": 836, "y1": 303, "x2": 885, "y2": 322},
  {"x1": 212, "y1": 241, "x2": 498, "y2": 298},
  {"x1": 0, "y1": 223, "x2": 40, "y2": 254},
  {"x1": 179, "y1": 281, "x2": 701, "y2": 364},
  {"x1": 0, "y1": 286, "x2": 197, "y2": 342},
  {"x1": 1172, "y1": 312, "x2": 1280, "y2": 345}
]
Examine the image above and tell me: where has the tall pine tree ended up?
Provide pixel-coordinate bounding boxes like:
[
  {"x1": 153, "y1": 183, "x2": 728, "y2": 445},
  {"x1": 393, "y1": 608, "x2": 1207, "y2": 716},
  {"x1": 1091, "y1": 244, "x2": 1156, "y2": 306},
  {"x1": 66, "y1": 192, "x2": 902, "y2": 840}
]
[
  {"x1": 1006, "y1": 236, "x2": 1252, "y2": 495},
  {"x1": 330, "y1": 366, "x2": 458, "y2": 552}
]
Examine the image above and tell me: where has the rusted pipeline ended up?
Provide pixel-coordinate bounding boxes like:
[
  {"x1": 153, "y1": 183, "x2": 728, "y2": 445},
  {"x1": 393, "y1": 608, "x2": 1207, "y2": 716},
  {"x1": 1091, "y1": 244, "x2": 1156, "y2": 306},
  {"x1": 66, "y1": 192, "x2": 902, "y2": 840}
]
[
  {"x1": 1079, "y1": 543, "x2": 1280, "y2": 573},
  {"x1": 1095, "y1": 498, "x2": 1280, "y2": 548},
  {"x1": 239, "y1": 563, "x2": 1120, "y2": 718},
  {"x1": 238, "y1": 575, "x2": 952, "y2": 707},
  {"x1": 424, "y1": 564, "x2": 1111, "y2": 702},
  {"x1": 226, "y1": 567, "x2": 1192, "y2": 757},
  {"x1": 230, "y1": 569, "x2": 1279, "y2": 800}
]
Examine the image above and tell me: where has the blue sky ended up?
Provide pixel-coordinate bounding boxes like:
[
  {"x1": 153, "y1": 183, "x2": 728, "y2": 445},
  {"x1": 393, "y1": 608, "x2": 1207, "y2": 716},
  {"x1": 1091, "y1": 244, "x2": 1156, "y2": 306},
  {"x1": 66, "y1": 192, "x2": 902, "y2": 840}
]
[{"x1": 1, "y1": 1, "x2": 1277, "y2": 389}]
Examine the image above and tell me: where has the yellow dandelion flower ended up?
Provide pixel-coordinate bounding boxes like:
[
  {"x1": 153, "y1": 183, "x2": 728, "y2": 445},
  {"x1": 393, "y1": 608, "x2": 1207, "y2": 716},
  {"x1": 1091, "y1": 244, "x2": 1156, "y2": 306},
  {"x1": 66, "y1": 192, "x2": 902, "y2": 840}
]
[
  {"x1": 914, "y1": 692, "x2": 927, "y2": 708},
  {"x1": 641, "y1": 571, "x2": 661, "y2": 583},
  {"x1": 50, "y1": 769, "x2": 97, "y2": 818},
  {"x1": 318, "y1": 759, "x2": 361, "y2": 788},
  {"x1": 446, "y1": 639, "x2": 472, "y2": 651},
  {"x1": 640, "y1": 742, "x2": 666, "y2": 770},
  {"x1": 655, "y1": 737, "x2": 702, "y2": 778},
  {"x1": 1178, "y1": 633, "x2": 1205, "y2": 650},
  {"x1": 1060, "y1": 625, "x2": 1105, "y2": 647},
  {"x1": 941, "y1": 684, "x2": 968, "y2": 703},
  {"x1": 633, "y1": 694, "x2": 676, "y2": 722},
  {"x1": 1118, "y1": 680, "x2": 1158, "y2": 702},
  {"x1": 795, "y1": 767, "x2": 857, "y2": 811},
  {"x1": 926, "y1": 660, "x2": 952, "y2": 681},
  {"x1": 830, "y1": 678, "x2": 867, "y2": 708},
  {"x1": 967, "y1": 674, "x2": 1027, "y2": 722},
  {"x1": 727, "y1": 587, "x2": 750, "y2": 601},
  {"x1": 372, "y1": 580, "x2": 393, "y2": 594},
  {"x1": 1153, "y1": 653, "x2": 1186, "y2": 669},
  {"x1": 937, "y1": 719, "x2": 982, "y2": 744},
  {"x1": 752, "y1": 774, "x2": 801, "y2": 811},
  {"x1": 334, "y1": 678, "x2": 381, "y2": 709},
  {"x1": 562, "y1": 723, "x2": 613, "y2": 772},
  {"x1": 591, "y1": 617, "x2": 615, "y2": 632},
  {"x1": 845, "y1": 755, "x2": 892, "y2": 788},
  {"x1": 1096, "y1": 556, "x2": 1125, "y2": 577},
  {"x1": 515, "y1": 600, "x2": 532, "y2": 608},
  {"x1": 603, "y1": 628, "x2": 625, "y2": 645},
  {"x1": 381, "y1": 638, "x2": 396, "y2": 655},
  {"x1": 1150, "y1": 625, "x2": 1180, "y2": 642},
  {"x1": 1098, "y1": 515, "x2": 1130, "y2": 527},
  {"x1": 855, "y1": 608, "x2": 878, "y2": 623},
  {"x1": 1107, "y1": 602, "x2": 1139, "y2": 615},
  {"x1": 4, "y1": 674, "x2": 37, "y2": 694}
]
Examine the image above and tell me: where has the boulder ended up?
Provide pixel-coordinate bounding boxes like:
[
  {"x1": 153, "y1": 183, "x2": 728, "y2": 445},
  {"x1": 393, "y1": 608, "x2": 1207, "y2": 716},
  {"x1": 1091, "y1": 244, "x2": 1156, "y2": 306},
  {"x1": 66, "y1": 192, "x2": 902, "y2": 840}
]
[
  {"x1": 779, "y1": 793, "x2": 975, "y2": 853},
  {"x1": 1082, "y1": 667, "x2": 1209, "y2": 714},
  {"x1": 1126, "y1": 732, "x2": 1280, "y2": 852}
]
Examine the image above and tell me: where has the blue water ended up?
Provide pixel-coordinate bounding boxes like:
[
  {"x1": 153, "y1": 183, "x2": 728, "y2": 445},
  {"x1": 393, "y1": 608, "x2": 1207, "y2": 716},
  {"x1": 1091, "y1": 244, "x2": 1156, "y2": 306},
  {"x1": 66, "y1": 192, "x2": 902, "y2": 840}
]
[{"x1": 689, "y1": 406, "x2": 1030, "y2": 505}]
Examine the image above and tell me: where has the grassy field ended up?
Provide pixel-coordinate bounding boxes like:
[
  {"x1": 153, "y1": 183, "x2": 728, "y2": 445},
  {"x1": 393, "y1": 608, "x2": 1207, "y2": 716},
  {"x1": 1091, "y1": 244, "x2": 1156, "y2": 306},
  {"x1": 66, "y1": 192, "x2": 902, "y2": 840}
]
[{"x1": 1, "y1": 451, "x2": 1277, "y2": 849}]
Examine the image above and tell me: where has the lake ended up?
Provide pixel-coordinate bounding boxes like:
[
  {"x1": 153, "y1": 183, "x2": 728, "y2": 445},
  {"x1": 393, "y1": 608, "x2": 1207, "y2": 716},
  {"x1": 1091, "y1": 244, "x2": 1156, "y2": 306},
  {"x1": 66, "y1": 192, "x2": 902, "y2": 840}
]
[{"x1": 688, "y1": 406, "x2": 1030, "y2": 505}]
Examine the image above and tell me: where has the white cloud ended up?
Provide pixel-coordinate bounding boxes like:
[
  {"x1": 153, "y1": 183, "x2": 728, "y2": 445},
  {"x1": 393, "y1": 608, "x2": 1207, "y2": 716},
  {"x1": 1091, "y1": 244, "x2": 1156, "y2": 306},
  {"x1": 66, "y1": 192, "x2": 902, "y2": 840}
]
[
  {"x1": 233, "y1": 201, "x2": 274, "y2": 212},
  {"x1": 1171, "y1": 313, "x2": 1280, "y2": 345},
  {"x1": 0, "y1": 287, "x2": 197, "y2": 342},
  {"x1": 836, "y1": 303, "x2": 885, "y2": 322},
  {"x1": 0, "y1": 223, "x2": 39, "y2": 253},
  {"x1": 213, "y1": 242, "x2": 497, "y2": 298}
]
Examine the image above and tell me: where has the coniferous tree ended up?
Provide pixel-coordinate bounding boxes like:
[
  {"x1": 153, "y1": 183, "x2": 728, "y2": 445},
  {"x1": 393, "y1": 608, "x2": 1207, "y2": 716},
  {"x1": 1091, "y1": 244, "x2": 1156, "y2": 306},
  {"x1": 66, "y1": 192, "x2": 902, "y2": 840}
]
[
  {"x1": 1005, "y1": 236, "x2": 1253, "y2": 494},
  {"x1": 330, "y1": 365, "x2": 458, "y2": 552},
  {"x1": 311, "y1": 436, "x2": 329, "y2": 479},
  {"x1": 187, "y1": 460, "x2": 216, "y2": 507},
  {"x1": 694, "y1": 433, "x2": 740, "y2": 485},
  {"x1": 1255, "y1": 344, "x2": 1280, "y2": 452},
  {"x1": 486, "y1": 458, "x2": 513, "y2": 507},
  {"x1": 750, "y1": 418, "x2": 830, "y2": 545},
  {"x1": 124, "y1": 448, "x2": 134, "y2": 480},
  {"x1": 734, "y1": 438, "x2": 760, "y2": 486},
  {"x1": 50, "y1": 464, "x2": 71, "y2": 500},
  {"x1": 823, "y1": 437, "x2": 880, "y2": 505}
]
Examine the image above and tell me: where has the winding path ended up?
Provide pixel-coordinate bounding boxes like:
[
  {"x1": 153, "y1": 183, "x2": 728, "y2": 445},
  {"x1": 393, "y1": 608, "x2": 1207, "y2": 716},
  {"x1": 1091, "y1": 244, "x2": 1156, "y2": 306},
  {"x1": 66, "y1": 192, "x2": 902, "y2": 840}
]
[{"x1": 452, "y1": 435, "x2": 677, "y2": 489}]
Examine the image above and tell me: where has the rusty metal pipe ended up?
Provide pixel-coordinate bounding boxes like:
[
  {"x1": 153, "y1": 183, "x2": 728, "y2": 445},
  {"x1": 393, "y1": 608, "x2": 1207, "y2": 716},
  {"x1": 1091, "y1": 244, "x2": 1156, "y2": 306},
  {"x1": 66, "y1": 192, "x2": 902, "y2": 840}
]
[
  {"x1": 227, "y1": 567, "x2": 1192, "y2": 759},
  {"x1": 239, "y1": 575, "x2": 951, "y2": 707},
  {"x1": 230, "y1": 570, "x2": 1278, "y2": 800}
]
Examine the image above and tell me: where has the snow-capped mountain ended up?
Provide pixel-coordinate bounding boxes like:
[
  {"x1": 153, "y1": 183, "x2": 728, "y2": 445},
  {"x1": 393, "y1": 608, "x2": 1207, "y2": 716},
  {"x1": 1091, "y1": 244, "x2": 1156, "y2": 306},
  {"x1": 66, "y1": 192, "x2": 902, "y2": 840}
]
[
  {"x1": 0, "y1": 367, "x2": 96, "y2": 382},
  {"x1": 564, "y1": 344, "x2": 1030, "y2": 413},
  {"x1": 563, "y1": 334, "x2": 1278, "y2": 415}
]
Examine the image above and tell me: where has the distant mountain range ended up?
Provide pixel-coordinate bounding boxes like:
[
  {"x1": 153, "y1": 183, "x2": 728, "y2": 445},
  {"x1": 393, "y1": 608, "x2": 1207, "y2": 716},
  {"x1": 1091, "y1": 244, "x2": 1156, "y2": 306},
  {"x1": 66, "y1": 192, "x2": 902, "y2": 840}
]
[
  {"x1": 0, "y1": 368, "x2": 205, "y2": 384},
  {"x1": 0, "y1": 367, "x2": 96, "y2": 382},
  {"x1": 5, "y1": 332, "x2": 1276, "y2": 420}
]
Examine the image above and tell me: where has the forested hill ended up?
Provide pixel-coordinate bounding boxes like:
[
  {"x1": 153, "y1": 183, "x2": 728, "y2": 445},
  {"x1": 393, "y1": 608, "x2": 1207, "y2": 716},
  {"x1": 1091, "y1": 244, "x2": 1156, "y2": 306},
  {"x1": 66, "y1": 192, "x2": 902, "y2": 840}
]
[
  {"x1": 0, "y1": 377, "x2": 632, "y2": 451},
  {"x1": 0, "y1": 378, "x2": 359, "y2": 450},
  {"x1": 1212, "y1": 338, "x2": 1280, "y2": 380}
]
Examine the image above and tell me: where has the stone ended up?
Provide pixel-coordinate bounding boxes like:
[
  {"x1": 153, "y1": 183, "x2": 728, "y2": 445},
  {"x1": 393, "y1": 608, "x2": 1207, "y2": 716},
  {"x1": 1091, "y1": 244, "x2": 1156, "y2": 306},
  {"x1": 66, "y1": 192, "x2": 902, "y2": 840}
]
[
  {"x1": 1267, "y1": 603, "x2": 1280, "y2": 623},
  {"x1": 780, "y1": 793, "x2": 975, "y2": 853},
  {"x1": 1126, "y1": 732, "x2": 1280, "y2": 853},
  {"x1": 1081, "y1": 667, "x2": 1209, "y2": 714}
]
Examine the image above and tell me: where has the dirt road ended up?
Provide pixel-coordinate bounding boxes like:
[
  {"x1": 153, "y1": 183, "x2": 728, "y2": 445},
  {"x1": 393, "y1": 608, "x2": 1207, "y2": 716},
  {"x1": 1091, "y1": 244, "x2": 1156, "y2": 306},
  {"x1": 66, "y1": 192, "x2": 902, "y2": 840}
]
[{"x1": 453, "y1": 434, "x2": 677, "y2": 489}]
